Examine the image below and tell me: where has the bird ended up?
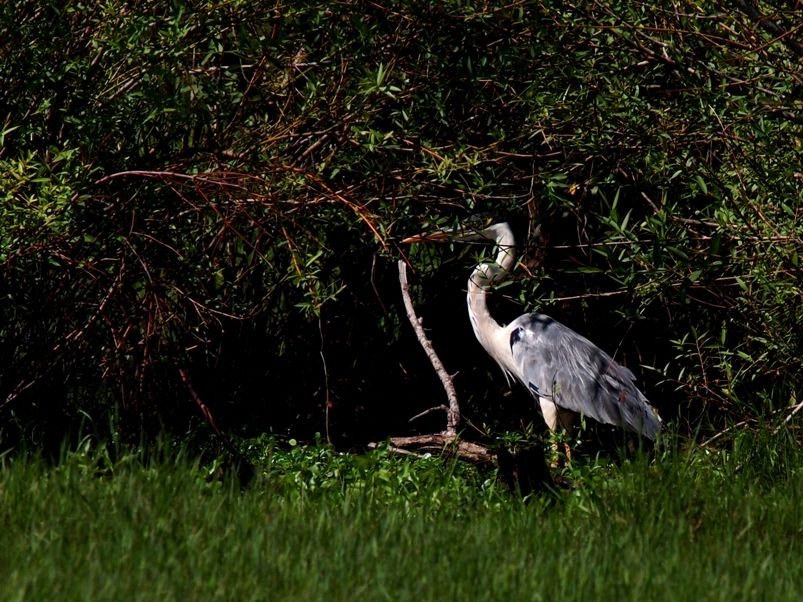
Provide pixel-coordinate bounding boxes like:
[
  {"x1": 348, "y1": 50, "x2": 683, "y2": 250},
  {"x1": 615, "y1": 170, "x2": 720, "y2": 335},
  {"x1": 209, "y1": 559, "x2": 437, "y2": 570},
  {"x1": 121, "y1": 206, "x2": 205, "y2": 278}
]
[{"x1": 402, "y1": 221, "x2": 662, "y2": 444}]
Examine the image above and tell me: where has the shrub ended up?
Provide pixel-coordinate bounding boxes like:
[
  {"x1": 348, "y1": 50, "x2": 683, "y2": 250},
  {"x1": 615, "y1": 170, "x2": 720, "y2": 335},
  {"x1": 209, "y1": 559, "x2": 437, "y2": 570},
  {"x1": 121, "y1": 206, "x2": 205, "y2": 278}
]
[{"x1": 1, "y1": 1, "x2": 800, "y2": 447}]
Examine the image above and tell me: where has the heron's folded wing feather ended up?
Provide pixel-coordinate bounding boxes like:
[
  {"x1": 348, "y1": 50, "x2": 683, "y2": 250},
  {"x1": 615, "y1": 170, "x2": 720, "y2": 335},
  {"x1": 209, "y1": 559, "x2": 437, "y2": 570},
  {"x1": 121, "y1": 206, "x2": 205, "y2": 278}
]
[{"x1": 509, "y1": 315, "x2": 661, "y2": 438}]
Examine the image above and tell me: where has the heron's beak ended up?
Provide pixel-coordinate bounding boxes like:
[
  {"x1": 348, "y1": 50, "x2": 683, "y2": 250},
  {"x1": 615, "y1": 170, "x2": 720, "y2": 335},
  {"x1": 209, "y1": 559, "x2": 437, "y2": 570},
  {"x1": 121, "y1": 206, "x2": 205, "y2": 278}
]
[{"x1": 401, "y1": 230, "x2": 452, "y2": 244}]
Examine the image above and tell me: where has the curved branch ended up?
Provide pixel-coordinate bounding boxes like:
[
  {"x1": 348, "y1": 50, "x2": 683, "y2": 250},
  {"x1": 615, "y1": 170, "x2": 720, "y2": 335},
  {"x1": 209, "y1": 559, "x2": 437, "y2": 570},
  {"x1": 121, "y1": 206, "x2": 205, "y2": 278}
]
[{"x1": 398, "y1": 260, "x2": 461, "y2": 435}]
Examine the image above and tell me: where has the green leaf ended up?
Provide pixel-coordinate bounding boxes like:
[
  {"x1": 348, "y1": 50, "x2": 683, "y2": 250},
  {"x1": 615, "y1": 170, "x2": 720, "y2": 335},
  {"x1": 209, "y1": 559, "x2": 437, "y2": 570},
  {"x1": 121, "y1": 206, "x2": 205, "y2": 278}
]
[{"x1": 694, "y1": 175, "x2": 708, "y2": 195}]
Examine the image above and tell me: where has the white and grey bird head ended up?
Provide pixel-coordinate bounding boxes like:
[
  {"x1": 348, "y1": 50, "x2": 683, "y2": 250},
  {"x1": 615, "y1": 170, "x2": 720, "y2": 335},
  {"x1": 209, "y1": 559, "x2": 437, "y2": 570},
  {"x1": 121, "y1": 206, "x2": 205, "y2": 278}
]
[
  {"x1": 402, "y1": 220, "x2": 517, "y2": 277},
  {"x1": 403, "y1": 220, "x2": 520, "y2": 377},
  {"x1": 402, "y1": 217, "x2": 507, "y2": 243}
]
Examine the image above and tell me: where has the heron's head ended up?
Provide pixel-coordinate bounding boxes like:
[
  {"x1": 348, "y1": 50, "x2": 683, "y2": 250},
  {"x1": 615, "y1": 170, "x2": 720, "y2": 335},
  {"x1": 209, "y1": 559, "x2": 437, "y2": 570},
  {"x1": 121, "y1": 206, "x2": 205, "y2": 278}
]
[
  {"x1": 402, "y1": 220, "x2": 517, "y2": 276},
  {"x1": 402, "y1": 219, "x2": 511, "y2": 246}
]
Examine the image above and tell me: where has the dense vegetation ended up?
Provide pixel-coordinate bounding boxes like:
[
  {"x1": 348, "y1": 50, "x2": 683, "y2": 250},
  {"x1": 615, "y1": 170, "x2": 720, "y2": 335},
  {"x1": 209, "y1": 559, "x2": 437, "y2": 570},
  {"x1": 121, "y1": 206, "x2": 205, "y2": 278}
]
[
  {"x1": 1, "y1": 1, "x2": 801, "y2": 449},
  {"x1": 2, "y1": 437, "x2": 802, "y2": 600}
]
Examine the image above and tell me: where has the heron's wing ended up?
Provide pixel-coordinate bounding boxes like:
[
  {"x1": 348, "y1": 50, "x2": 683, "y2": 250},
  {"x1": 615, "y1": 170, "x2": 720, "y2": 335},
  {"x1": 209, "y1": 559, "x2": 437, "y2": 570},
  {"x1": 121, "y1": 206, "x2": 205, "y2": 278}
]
[{"x1": 509, "y1": 314, "x2": 661, "y2": 439}]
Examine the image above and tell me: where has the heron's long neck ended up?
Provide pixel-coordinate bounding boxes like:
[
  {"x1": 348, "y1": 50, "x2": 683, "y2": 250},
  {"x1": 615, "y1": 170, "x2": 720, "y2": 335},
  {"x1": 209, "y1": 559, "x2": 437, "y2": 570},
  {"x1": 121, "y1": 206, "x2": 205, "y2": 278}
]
[
  {"x1": 466, "y1": 228, "x2": 516, "y2": 366},
  {"x1": 467, "y1": 270, "x2": 500, "y2": 348}
]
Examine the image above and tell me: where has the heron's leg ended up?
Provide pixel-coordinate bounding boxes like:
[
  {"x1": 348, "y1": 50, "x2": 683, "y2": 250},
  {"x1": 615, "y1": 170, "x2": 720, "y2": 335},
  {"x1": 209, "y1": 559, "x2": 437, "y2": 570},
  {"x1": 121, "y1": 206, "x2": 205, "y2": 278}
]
[
  {"x1": 538, "y1": 397, "x2": 559, "y2": 431},
  {"x1": 538, "y1": 398, "x2": 576, "y2": 467},
  {"x1": 555, "y1": 408, "x2": 576, "y2": 465}
]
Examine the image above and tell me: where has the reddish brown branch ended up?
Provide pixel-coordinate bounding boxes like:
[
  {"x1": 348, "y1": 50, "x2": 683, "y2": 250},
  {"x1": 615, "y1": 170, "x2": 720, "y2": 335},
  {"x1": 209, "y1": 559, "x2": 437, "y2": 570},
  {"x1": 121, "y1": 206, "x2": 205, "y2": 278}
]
[{"x1": 177, "y1": 367, "x2": 241, "y2": 459}]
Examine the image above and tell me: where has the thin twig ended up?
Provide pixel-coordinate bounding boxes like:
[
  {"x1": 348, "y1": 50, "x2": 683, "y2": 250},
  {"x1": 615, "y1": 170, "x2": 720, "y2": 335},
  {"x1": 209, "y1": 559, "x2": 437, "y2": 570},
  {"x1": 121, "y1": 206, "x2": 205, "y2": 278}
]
[
  {"x1": 702, "y1": 394, "x2": 803, "y2": 446},
  {"x1": 408, "y1": 404, "x2": 450, "y2": 424},
  {"x1": 699, "y1": 417, "x2": 755, "y2": 448},
  {"x1": 773, "y1": 395, "x2": 803, "y2": 435},
  {"x1": 318, "y1": 314, "x2": 332, "y2": 445},
  {"x1": 177, "y1": 367, "x2": 241, "y2": 459},
  {"x1": 398, "y1": 260, "x2": 460, "y2": 435}
]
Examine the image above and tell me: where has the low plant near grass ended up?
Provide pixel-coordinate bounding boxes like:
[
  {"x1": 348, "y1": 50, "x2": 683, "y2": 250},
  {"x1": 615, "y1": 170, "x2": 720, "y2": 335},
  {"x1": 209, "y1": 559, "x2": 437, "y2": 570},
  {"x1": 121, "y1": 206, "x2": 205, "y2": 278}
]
[{"x1": 1, "y1": 435, "x2": 801, "y2": 601}]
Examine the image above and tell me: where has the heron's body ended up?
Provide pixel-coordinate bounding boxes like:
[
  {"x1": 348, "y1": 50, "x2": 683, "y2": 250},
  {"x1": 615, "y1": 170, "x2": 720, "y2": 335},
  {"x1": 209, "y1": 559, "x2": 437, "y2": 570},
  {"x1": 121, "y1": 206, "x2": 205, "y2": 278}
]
[{"x1": 407, "y1": 221, "x2": 662, "y2": 439}]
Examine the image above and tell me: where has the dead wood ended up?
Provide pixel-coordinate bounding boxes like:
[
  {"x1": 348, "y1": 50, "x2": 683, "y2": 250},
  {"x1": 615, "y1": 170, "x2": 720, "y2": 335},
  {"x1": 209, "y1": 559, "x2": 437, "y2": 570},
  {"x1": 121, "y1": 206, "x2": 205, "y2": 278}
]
[
  {"x1": 397, "y1": 259, "x2": 460, "y2": 435},
  {"x1": 375, "y1": 260, "x2": 555, "y2": 497},
  {"x1": 375, "y1": 434, "x2": 496, "y2": 466},
  {"x1": 366, "y1": 261, "x2": 493, "y2": 465}
]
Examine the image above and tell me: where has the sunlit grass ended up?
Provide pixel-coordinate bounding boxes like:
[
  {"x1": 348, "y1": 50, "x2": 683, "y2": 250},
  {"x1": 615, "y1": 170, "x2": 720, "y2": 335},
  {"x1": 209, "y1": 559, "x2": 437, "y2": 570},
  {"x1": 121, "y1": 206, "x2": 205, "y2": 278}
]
[{"x1": 1, "y1": 433, "x2": 802, "y2": 601}]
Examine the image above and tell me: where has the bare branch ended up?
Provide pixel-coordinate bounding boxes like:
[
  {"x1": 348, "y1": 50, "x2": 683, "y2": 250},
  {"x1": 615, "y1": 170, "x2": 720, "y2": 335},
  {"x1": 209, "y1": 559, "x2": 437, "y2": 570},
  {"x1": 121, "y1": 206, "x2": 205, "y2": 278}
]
[
  {"x1": 398, "y1": 259, "x2": 460, "y2": 435},
  {"x1": 773, "y1": 395, "x2": 803, "y2": 435},
  {"x1": 370, "y1": 434, "x2": 496, "y2": 466},
  {"x1": 177, "y1": 367, "x2": 252, "y2": 476},
  {"x1": 365, "y1": 263, "x2": 507, "y2": 470},
  {"x1": 699, "y1": 418, "x2": 755, "y2": 448},
  {"x1": 408, "y1": 404, "x2": 450, "y2": 424},
  {"x1": 734, "y1": 0, "x2": 803, "y2": 58}
]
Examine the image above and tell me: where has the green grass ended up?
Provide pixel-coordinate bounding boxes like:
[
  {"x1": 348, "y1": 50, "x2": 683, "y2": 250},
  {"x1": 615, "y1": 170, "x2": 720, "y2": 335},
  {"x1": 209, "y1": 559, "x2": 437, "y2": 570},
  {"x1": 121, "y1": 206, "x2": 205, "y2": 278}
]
[{"x1": 1, "y1": 434, "x2": 802, "y2": 601}]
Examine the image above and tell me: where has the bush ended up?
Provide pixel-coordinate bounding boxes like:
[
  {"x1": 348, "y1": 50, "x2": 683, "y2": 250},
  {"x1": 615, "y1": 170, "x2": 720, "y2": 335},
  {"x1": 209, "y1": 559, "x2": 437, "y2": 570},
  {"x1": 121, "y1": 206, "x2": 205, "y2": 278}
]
[{"x1": 1, "y1": 1, "x2": 801, "y2": 448}]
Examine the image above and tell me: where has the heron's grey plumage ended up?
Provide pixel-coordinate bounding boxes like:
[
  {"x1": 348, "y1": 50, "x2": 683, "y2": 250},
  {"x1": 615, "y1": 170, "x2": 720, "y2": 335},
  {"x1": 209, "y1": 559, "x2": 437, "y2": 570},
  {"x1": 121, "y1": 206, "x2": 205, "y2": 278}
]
[
  {"x1": 508, "y1": 314, "x2": 661, "y2": 439},
  {"x1": 405, "y1": 221, "x2": 662, "y2": 440}
]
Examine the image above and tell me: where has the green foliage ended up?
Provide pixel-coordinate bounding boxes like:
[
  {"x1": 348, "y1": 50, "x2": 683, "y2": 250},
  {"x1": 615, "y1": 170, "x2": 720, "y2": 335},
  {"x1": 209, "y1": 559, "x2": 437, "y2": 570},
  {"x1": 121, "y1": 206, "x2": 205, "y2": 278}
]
[
  {"x1": 1, "y1": 1, "x2": 801, "y2": 445},
  {"x1": 243, "y1": 434, "x2": 509, "y2": 510},
  {"x1": 1, "y1": 439, "x2": 802, "y2": 600}
]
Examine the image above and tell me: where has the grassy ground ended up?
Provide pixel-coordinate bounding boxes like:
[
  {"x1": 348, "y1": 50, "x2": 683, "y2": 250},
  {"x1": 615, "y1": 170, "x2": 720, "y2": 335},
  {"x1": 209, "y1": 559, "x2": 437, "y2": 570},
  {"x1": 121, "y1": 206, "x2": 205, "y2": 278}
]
[{"x1": 1, "y1": 433, "x2": 802, "y2": 601}]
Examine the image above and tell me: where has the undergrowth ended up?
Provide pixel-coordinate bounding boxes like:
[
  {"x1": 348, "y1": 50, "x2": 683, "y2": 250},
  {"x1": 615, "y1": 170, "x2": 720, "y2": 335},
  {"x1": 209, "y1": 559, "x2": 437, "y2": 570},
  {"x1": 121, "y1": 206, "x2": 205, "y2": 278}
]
[{"x1": 1, "y1": 434, "x2": 801, "y2": 601}]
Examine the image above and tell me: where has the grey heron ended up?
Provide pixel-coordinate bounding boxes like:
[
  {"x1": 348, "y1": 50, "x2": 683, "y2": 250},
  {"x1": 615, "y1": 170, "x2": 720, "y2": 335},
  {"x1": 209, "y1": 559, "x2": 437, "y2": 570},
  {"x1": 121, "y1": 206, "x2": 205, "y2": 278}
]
[{"x1": 403, "y1": 221, "x2": 662, "y2": 442}]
